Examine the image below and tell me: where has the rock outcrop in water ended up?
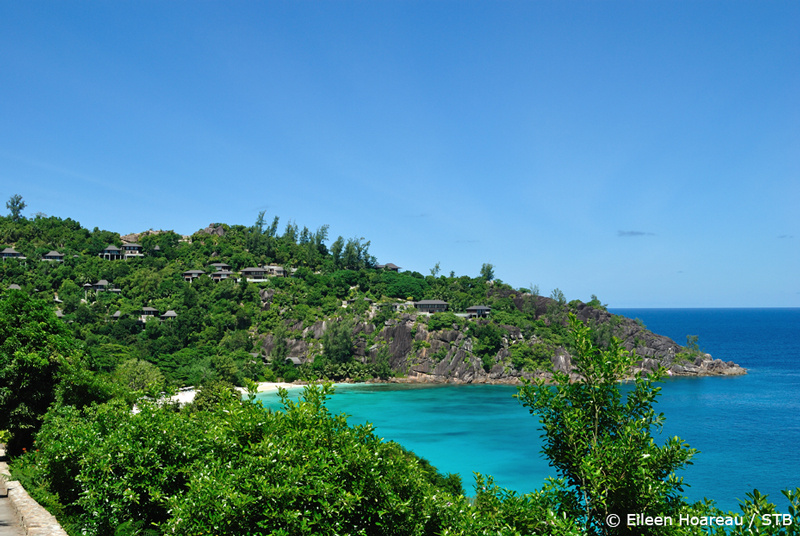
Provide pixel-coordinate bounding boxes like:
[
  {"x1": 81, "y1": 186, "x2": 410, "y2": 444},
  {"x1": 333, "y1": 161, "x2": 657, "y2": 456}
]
[{"x1": 261, "y1": 294, "x2": 746, "y2": 384}]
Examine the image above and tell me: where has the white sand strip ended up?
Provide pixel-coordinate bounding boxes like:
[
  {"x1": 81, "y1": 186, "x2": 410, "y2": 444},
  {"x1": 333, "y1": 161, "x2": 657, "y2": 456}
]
[{"x1": 164, "y1": 382, "x2": 305, "y2": 406}]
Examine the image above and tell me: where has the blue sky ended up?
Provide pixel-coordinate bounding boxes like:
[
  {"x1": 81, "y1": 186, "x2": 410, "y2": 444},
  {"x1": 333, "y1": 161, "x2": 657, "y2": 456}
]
[{"x1": 2, "y1": 1, "x2": 798, "y2": 307}]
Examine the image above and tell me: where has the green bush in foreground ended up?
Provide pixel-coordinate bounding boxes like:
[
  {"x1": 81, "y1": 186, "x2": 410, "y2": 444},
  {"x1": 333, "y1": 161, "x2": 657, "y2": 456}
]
[
  {"x1": 517, "y1": 313, "x2": 696, "y2": 535},
  {"x1": 165, "y1": 385, "x2": 452, "y2": 535},
  {"x1": 0, "y1": 290, "x2": 81, "y2": 454},
  {"x1": 516, "y1": 314, "x2": 800, "y2": 535},
  {"x1": 20, "y1": 384, "x2": 463, "y2": 535}
]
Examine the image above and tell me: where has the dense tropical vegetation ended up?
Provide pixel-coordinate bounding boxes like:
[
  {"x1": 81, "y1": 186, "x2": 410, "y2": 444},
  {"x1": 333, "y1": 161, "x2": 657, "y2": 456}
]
[
  {"x1": 0, "y1": 207, "x2": 605, "y2": 393},
  {"x1": 2, "y1": 201, "x2": 797, "y2": 535}
]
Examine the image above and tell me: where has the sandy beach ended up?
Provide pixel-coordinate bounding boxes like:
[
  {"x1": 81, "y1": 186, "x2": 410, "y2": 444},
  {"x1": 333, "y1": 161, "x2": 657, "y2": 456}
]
[
  {"x1": 251, "y1": 381, "x2": 305, "y2": 394},
  {"x1": 169, "y1": 381, "x2": 304, "y2": 406}
]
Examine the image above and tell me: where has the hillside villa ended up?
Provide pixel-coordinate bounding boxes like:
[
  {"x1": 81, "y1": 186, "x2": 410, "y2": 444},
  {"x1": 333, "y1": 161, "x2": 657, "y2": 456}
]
[
  {"x1": 122, "y1": 243, "x2": 144, "y2": 259},
  {"x1": 240, "y1": 267, "x2": 268, "y2": 282},
  {"x1": 2, "y1": 247, "x2": 26, "y2": 260},
  {"x1": 415, "y1": 300, "x2": 449, "y2": 314},
  {"x1": 211, "y1": 270, "x2": 233, "y2": 282},
  {"x1": 182, "y1": 269, "x2": 206, "y2": 282},
  {"x1": 42, "y1": 250, "x2": 65, "y2": 262},
  {"x1": 466, "y1": 305, "x2": 492, "y2": 318},
  {"x1": 208, "y1": 262, "x2": 231, "y2": 271},
  {"x1": 99, "y1": 243, "x2": 144, "y2": 260}
]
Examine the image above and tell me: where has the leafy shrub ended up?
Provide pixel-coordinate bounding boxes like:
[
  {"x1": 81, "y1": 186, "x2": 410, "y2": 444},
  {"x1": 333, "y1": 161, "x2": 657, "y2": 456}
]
[
  {"x1": 27, "y1": 400, "x2": 204, "y2": 535},
  {"x1": 396, "y1": 445, "x2": 464, "y2": 497},
  {"x1": 413, "y1": 339, "x2": 431, "y2": 352},
  {"x1": 0, "y1": 291, "x2": 80, "y2": 454},
  {"x1": 674, "y1": 335, "x2": 705, "y2": 365},
  {"x1": 509, "y1": 341, "x2": 543, "y2": 371},
  {"x1": 443, "y1": 474, "x2": 580, "y2": 536},
  {"x1": 20, "y1": 384, "x2": 462, "y2": 536},
  {"x1": 321, "y1": 317, "x2": 354, "y2": 365},
  {"x1": 427, "y1": 312, "x2": 463, "y2": 332},
  {"x1": 469, "y1": 322, "x2": 504, "y2": 372},
  {"x1": 188, "y1": 380, "x2": 240, "y2": 412},
  {"x1": 384, "y1": 272, "x2": 428, "y2": 301},
  {"x1": 167, "y1": 386, "x2": 449, "y2": 535},
  {"x1": 517, "y1": 314, "x2": 697, "y2": 535},
  {"x1": 113, "y1": 358, "x2": 165, "y2": 397},
  {"x1": 372, "y1": 345, "x2": 393, "y2": 380},
  {"x1": 431, "y1": 347, "x2": 449, "y2": 363},
  {"x1": 585, "y1": 294, "x2": 607, "y2": 311}
]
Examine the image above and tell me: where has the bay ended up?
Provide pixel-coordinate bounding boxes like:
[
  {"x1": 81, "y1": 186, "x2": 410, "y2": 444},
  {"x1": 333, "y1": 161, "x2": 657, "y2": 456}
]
[
  {"x1": 612, "y1": 308, "x2": 800, "y2": 511},
  {"x1": 257, "y1": 308, "x2": 800, "y2": 512}
]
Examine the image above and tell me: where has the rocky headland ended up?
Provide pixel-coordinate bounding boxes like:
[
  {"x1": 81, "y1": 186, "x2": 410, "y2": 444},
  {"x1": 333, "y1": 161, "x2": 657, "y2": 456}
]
[{"x1": 259, "y1": 290, "x2": 746, "y2": 384}]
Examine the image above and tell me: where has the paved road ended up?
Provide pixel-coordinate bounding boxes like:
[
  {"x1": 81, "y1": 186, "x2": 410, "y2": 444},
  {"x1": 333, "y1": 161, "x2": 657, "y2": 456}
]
[
  {"x1": 0, "y1": 447, "x2": 24, "y2": 536},
  {"x1": 0, "y1": 491, "x2": 25, "y2": 536}
]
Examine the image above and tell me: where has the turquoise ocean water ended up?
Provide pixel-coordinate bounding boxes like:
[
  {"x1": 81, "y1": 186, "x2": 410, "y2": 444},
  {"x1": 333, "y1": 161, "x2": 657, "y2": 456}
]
[{"x1": 257, "y1": 308, "x2": 800, "y2": 511}]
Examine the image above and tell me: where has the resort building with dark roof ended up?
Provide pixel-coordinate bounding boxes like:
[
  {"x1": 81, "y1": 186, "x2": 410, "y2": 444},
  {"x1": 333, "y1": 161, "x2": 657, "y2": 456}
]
[
  {"x1": 466, "y1": 305, "x2": 492, "y2": 318},
  {"x1": 139, "y1": 307, "x2": 159, "y2": 323},
  {"x1": 42, "y1": 250, "x2": 65, "y2": 262},
  {"x1": 182, "y1": 269, "x2": 206, "y2": 282},
  {"x1": 376, "y1": 263, "x2": 401, "y2": 271},
  {"x1": 99, "y1": 245, "x2": 123, "y2": 260},
  {"x1": 92, "y1": 280, "x2": 121, "y2": 294},
  {"x1": 264, "y1": 265, "x2": 287, "y2": 277},
  {"x1": 210, "y1": 270, "x2": 233, "y2": 282},
  {"x1": 414, "y1": 299, "x2": 449, "y2": 314},
  {"x1": 240, "y1": 267, "x2": 268, "y2": 282},
  {"x1": 208, "y1": 262, "x2": 231, "y2": 271},
  {"x1": 93, "y1": 279, "x2": 111, "y2": 291},
  {"x1": 2, "y1": 247, "x2": 26, "y2": 260},
  {"x1": 99, "y1": 243, "x2": 146, "y2": 260},
  {"x1": 122, "y1": 243, "x2": 144, "y2": 259}
]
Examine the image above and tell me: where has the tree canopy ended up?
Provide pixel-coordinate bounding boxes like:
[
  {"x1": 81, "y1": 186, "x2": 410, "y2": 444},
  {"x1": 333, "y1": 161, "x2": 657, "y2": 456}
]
[
  {"x1": 0, "y1": 290, "x2": 80, "y2": 454},
  {"x1": 517, "y1": 314, "x2": 696, "y2": 535},
  {"x1": 6, "y1": 193, "x2": 26, "y2": 221}
]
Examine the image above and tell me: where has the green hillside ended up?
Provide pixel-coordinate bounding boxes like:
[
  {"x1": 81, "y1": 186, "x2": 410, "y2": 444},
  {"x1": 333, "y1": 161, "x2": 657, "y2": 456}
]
[{"x1": 1, "y1": 210, "x2": 609, "y2": 388}]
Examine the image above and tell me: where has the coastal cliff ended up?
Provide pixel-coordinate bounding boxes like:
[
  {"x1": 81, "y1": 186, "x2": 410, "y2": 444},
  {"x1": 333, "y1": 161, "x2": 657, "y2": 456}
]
[{"x1": 261, "y1": 292, "x2": 747, "y2": 383}]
